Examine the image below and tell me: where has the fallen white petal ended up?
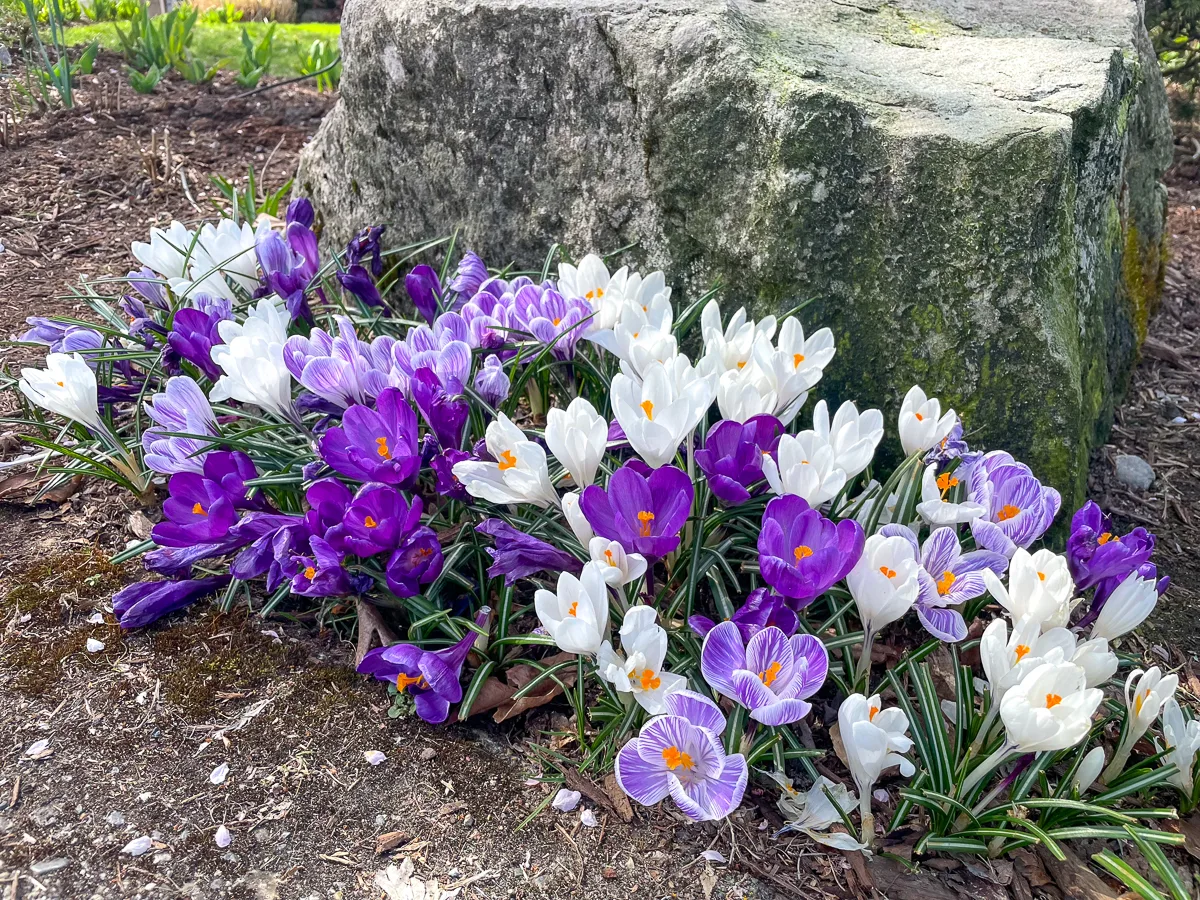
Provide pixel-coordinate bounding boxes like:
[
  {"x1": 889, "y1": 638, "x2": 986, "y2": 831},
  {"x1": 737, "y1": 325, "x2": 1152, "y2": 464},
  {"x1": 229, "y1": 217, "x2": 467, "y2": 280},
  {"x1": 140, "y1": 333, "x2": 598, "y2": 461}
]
[
  {"x1": 551, "y1": 788, "x2": 581, "y2": 812},
  {"x1": 87, "y1": 612, "x2": 104, "y2": 625},
  {"x1": 121, "y1": 836, "x2": 153, "y2": 857},
  {"x1": 86, "y1": 638, "x2": 105, "y2": 653},
  {"x1": 364, "y1": 750, "x2": 387, "y2": 766},
  {"x1": 873, "y1": 789, "x2": 889, "y2": 803},
  {"x1": 580, "y1": 809, "x2": 599, "y2": 828},
  {"x1": 215, "y1": 824, "x2": 231, "y2": 848},
  {"x1": 106, "y1": 811, "x2": 125, "y2": 826},
  {"x1": 700, "y1": 849, "x2": 727, "y2": 863},
  {"x1": 209, "y1": 763, "x2": 229, "y2": 785},
  {"x1": 24, "y1": 739, "x2": 49, "y2": 757}
]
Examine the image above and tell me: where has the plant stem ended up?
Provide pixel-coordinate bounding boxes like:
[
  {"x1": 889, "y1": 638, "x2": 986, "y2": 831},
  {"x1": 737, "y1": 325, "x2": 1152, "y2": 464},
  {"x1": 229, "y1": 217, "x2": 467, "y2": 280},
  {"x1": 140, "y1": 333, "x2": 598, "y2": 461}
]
[
  {"x1": 1100, "y1": 733, "x2": 1137, "y2": 786},
  {"x1": 858, "y1": 789, "x2": 875, "y2": 848},
  {"x1": 958, "y1": 740, "x2": 1017, "y2": 799},
  {"x1": 855, "y1": 628, "x2": 875, "y2": 692},
  {"x1": 968, "y1": 705, "x2": 1000, "y2": 758}
]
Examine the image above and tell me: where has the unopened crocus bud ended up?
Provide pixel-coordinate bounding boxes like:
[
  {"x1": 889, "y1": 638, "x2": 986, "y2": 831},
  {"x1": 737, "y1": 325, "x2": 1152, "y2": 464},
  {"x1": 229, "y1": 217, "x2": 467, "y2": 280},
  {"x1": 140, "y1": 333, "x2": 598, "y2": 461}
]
[
  {"x1": 405, "y1": 264, "x2": 443, "y2": 324},
  {"x1": 473, "y1": 354, "x2": 510, "y2": 408}
]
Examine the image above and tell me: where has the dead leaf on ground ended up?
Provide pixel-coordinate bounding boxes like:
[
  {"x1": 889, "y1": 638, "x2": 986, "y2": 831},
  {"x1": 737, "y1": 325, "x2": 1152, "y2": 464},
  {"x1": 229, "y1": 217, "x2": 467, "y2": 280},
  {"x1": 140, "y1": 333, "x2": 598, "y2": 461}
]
[
  {"x1": 1172, "y1": 812, "x2": 1200, "y2": 861},
  {"x1": 1011, "y1": 848, "x2": 1052, "y2": 887},
  {"x1": 458, "y1": 652, "x2": 577, "y2": 724},
  {"x1": 0, "y1": 471, "x2": 42, "y2": 500},
  {"x1": 1037, "y1": 845, "x2": 1119, "y2": 900},
  {"x1": 355, "y1": 597, "x2": 399, "y2": 666},
  {"x1": 604, "y1": 772, "x2": 633, "y2": 822},
  {"x1": 563, "y1": 768, "x2": 631, "y2": 823},
  {"x1": 375, "y1": 830, "x2": 411, "y2": 854},
  {"x1": 43, "y1": 475, "x2": 83, "y2": 503},
  {"x1": 128, "y1": 509, "x2": 154, "y2": 540}
]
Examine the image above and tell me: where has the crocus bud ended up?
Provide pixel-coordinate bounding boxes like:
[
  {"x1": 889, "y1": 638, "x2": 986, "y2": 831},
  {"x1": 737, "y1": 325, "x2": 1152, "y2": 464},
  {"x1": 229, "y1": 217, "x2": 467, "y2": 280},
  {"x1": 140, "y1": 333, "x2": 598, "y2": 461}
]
[{"x1": 405, "y1": 264, "x2": 443, "y2": 324}]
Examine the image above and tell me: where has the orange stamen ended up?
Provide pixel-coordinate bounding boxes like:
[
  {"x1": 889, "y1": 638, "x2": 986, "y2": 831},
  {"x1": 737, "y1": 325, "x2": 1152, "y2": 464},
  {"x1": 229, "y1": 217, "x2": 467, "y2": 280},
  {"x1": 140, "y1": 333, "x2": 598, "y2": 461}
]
[
  {"x1": 661, "y1": 746, "x2": 694, "y2": 771},
  {"x1": 997, "y1": 504, "x2": 1020, "y2": 522},
  {"x1": 759, "y1": 661, "x2": 783, "y2": 688},
  {"x1": 879, "y1": 566, "x2": 897, "y2": 579},
  {"x1": 1045, "y1": 693, "x2": 1062, "y2": 709},
  {"x1": 936, "y1": 570, "x2": 956, "y2": 595},
  {"x1": 637, "y1": 510, "x2": 654, "y2": 537},
  {"x1": 640, "y1": 400, "x2": 654, "y2": 420},
  {"x1": 1015, "y1": 644, "x2": 1031, "y2": 661},
  {"x1": 1097, "y1": 532, "x2": 1117, "y2": 545},
  {"x1": 376, "y1": 436, "x2": 391, "y2": 459},
  {"x1": 396, "y1": 672, "x2": 427, "y2": 692},
  {"x1": 567, "y1": 601, "x2": 578, "y2": 617},
  {"x1": 639, "y1": 669, "x2": 661, "y2": 691},
  {"x1": 498, "y1": 449, "x2": 517, "y2": 471},
  {"x1": 364, "y1": 515, "x2": 378, "y2": 528},
  {"x1": 192, "y1": 502, "x2": 207, "y2": 516},
  {"x1": 303, "y1": 566, "x2": 316, "y2": 580},
  {"x1": 869, "y1": 706, "x2": 879, "y2": 721},
  {"x1": 793, "y1": 545, "x2": 813, "y2": 562}
]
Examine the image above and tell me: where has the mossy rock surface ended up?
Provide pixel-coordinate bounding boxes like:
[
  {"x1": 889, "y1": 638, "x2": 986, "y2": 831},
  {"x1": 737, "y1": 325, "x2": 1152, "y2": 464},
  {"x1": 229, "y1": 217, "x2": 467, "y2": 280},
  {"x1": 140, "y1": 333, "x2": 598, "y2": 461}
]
[{"x1": 298, "y1": 0, "x2": 1172, "y2": 507}]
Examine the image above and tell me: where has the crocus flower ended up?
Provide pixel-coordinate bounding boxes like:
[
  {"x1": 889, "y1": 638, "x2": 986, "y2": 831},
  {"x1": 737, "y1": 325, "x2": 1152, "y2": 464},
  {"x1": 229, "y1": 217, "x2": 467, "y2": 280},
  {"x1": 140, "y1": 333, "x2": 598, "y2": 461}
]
[
  {"x1": 982, "y1": 548, "x2": 1074, "y2": 630},
  {"x1": 611, "y1": 356, "x2": 717, "y2": 468},
  {"x1": 999, "y1": 661, "x2": 1103, "y2": 752},
  {"x1": 318, "y1": 388, "x2": 422, "y2": 487},
  {"x1": 326, "y1": 483, "x2": 422, "y2": 558},
  {"x1": 924, "y1": 419, "x2": 975, "y2": 466},
  {"x1": 142, "y1": 376, "x2": 219, "y2": 474},
  {"x1": 290, "y1": 536, "x2": 363, "y2": 597},
  {"x1": 286, "y1": 197, "x2": 314, "y2": 228},
  {"x1": 914, "y1": 463, "x2": 987, "y2": 526},
  {"x1": 533, "y1": 562, "x2": 610, "y2": 655},
  {"x1": 695, "y1": 415, "x2": 783, "y2": 506},
  {"x1": 558, "y1": 254, "x2": 621, "y2": 312},
  {"x1": 838, "y1": 693, "x2": 914, "y2": 843},
  {"x1": 257, "y1": 224, "x2": 318, "y2": 319},
  {"x1": 701, "y1": 301, "x2": 776, "y2": 374},
  {"x1": 132, "y1": 220, "x2": 195, "y2": 280},
  {"x1": 358, "y1": 608, "x2": 489, "y2": 724},
  {"x1": 753, "y1": 317, "x2": 837, "y2": 425},
  {"x1": 459, "y1": 288, "x2": 517, "y2": 352},
  {"x1": 412, "y1": 368, "x2": 470, "y2": 452},
  {"x1": 449, "y1": 251, "x2": 488, "y2": 296},
  {"x1": 597, "y1": 606, "x2": 687, "y2": 714},
  {"x1": 392, "y1": 314, "x2": 473, "y2": 390},
  {"x1": 475, "y1": 518, "x2": 583, "y2": 586},
  {"x1": 228, "y1": 512, "x2": 309, "y2": 590},
  {"x1": 113, "y1": 575, "x2": 231, "y2": 629},
  {"x1": 580, "y1": 463, "x2": 693, "y2": 560},
  {"x1": 762, "y1": 431, "x2": 846, "y2": 506},
  {"x1": 897, "y1": 386, "x2": 957, "y2": 456},
  {"x1": 701, "y1": 623, "x2": 828, "y2": 726},
  {"x1": 592, "y1": 310, "x2": 679, "y2": 382},
  {"x1": 184, "y1": 218, "x2": 262, "y2": 299},
  {"x1": 688, "y1": 588, "x2": 799, "y2": 643},
  {"x1": 337, "y1": 265, "x2": 383, "y2": 314},
  {"x1": 473, "y1": 354, "x2": 510, "y2": 407},
  {"x1": 452, "y1": 413, "x2": 560, "y2": 508},
  {"x1": 562, "y1": 490, "x2": 593, "y2": 545},
  {"x1": 1073, "y1": 747, "x2": 1106, "y2": 795},
  {"x1": 614, "y1": 689, "x2": 748, "y2": 822},
  {"x1": 20, "y1": 318, "x2": 105, "y2": 363},
  {"x1": 545, "y1": 397, "x2": 607, "y2": 488},
  {"x1": 385, "y1": 527, "x2": 444, "y2": 597},
  {"x1": 510, "y1": 283, "x2": 593, "y2": 359},
  {"x1": 431, "y1": 449, "x2": 471, "y2": 501},
  {"x1": 346, "y1": 224, "x2": 385, "y2": 277},
  {"x1": 967, "y1": 451, "x2": 1062, "y2": 557},
  {"x1": 209, "y1": 297, "x2": 295, "y2": 421},
  {"x1": 405, "y1": 264, "x2": 443, "y2": 324},
  {"x1": 283, "y1": 316, "x2": 390, "y2": 409},
  {"x1": 1101, "y1": 666, "x2": 1179, "y2": 784},
  {"x1": 811, "y1": 400, "x2": 883, "y2": 482},
  {"x1": 1089, "y1": 572, "x2": 1160, "y2": 641},
  {"x1": 588, "y1": 537, "x2": 647, "y2": 587},
  {"x1": 758, "y1": 495, "x2": 863, "y2": 606},
  {"x1": 1161, "y1": 698, "x2": 1200, "y2": 796},
  {"x1": 168, "y1": 300, "x2": 233, "y2": 382},
  {"x1": 846, "y1": 533, "x2": 921, "y2": 639},
  {"x1": 1066, "y1": 501, "x2": 1155, "y2": 592},
  {"x1": 714, "y1": 356, "x2": 779, "y2": 423},
  {"x1": 127, "y1": 267, "x2": 170, "y2": 310},
  {"x1": 775, "y1": 774, "x2": 865, "y2": 850},
  {"x1": 900, "y1": 525, "x2": 1007, "y2": 642},
  {"x1": 19, "y1": 352, "x2": 103, "y2": 430}
]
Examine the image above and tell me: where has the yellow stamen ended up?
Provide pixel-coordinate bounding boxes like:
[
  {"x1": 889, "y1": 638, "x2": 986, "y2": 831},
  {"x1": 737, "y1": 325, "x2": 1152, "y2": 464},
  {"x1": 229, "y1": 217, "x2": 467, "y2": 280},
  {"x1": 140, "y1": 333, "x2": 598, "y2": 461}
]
[
  {"x1": 879, "y1": 566, "x2": 896, "y2": 579},
  {"x1": 498, "y1": 449, "x2": 517, "y2": 471},
  {"x1": 56, "y1": 380, "x2": 64, "y2": 387},
  {"x1": 376, "y1": 436, "x2": 391, "y2": 459},
  {"x1": 1045, "y1": 693, "x2": 1062, "y2": 709},
  {"x1": 736, "y1": 360, "x2": 746, "y2": 369},
  {"x1": 585, "y1": 290, "x2": 595, "y2": 300},
  {"x1": 759, "y1": 661, "x2": 783, "y2": 687},
  {"x1": 1015, "y1": 644, "x2": 1031, "y2": 661},
  {"x1": 192, "y1": 502, "x2": 207, "y2": 516},
  {"x1": 364, "y1": 515, "x2": 378, "y2": 529},
  {"x1": 304, "y1": 566, "x2": 316, "y2": 580},
  {"x1": 793, "y1": 545, "x2": 813, "y2": 562},
  {"x1": 997, "y1": 504, "x2": 1021, "y2": 522},
  {"x1": 416, "y1": 547, "x2": 432, "y2": 559},
  {"x1": 567, "y1": 601, "x2": 578, "y2": 617},
  {"x1": 639, "y1": 669, "x2": 661, "y2": 691},
  {"x1": 596, "y1": 287, "x2": 604, "y2": 298},
  {"x1": 637, "y1": 510, "x2": 654, "y2": 537},
  {"x1": 640, "y1": 400, "x2": 654, "y2": 420},
  {"x1": 1135, "y1": 689, "x2": 1150, "y2": 717},
  {"x1": 936, "y1": 570, "x2": 956, "y2": 595},
  {"x1": 661, "y1": 746, "x2": 694, "y2": 771},
  {"x1": 552, "y1": 317, "x2": 562, "y2": 326}
]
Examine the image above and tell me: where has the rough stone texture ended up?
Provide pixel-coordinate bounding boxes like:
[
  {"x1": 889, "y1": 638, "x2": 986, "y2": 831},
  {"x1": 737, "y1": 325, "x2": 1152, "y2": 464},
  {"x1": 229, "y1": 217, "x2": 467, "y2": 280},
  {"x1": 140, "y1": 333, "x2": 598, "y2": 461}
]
[
  {"x1": 1115, "y1": 452, "x2": 1156, "y2": 490},
  {"x1": 297, "y1": 0, "x2": 1172, "y2": 507}
]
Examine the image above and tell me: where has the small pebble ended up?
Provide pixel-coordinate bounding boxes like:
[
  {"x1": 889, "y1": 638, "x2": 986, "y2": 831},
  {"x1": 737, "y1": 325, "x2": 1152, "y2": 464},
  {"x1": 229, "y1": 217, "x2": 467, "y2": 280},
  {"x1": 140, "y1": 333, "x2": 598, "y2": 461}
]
[
  {"x1": 106, "y1": 811, "x2": 125, "y2": 826},
  {"x1": 419, "y1": 747, "x2": 437, "y2": 761},
  {"x1": 1114, "y1": 453, "x2": 1155, "y2": 491},
  {"x1": 29, "y1": 858, "x2": 68, "y2": 876}
]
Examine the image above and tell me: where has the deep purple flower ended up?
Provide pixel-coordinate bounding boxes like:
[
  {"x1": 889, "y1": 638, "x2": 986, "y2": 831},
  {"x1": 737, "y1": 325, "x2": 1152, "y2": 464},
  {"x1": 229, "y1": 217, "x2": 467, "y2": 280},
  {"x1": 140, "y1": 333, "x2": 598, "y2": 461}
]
[
  {"x1": 688, "y1": 587, "x2": 799, "y2": 643},
  {"x1": 475, "y1": 518, "x2": 584, "y2": 586},
  {"x1": 695, "y1": 416, "x2": 784, "y2": 505},
  {"x1": 286, "y1": 197, "x2": 314, "y2": 229},
  {"x1": 229, "y1": 513, "x2": 309, "y2": 591},
  {"x1": 411, "y1": 367, "x2": 469, "y2": 451},
  {"x1": 473, "y1": 354, "x2": 510, "y2": 408},
  {"x1": 448, "y1": 251, "x2": 488, "y2": 296},
  {"x1": 152, "y1": 473, "x2": 239, "y2": 547},
  {"x1": 614, "y1": 690, "x2": 747, "y2": 822},
  {"x1": 257, "y1": 224, "x2": 319, "y2": 317},
  {"x1": 113, "y1": 575, "x2": 231, "y2": 629},
  {"x1": 168, "y1": 302, "x2": 232, "y2": 382},
  {"x1": 432, "y1": 449, "x2": 471, "y2": 501},
  {"x1": 290, "y1": 535, "x2": 363, "y2": 597},
  {"x1": 923, "y1": 418, "x2": 978, "y2": 467},
  {"x1": 304, "y1": 477, "x2": 354, "y2": 538},
  {"x1": 385, "y1": 527, "x2": 445, "y2": 597},
  {"x1": 580, "y1": 464, "x2": 693, "y2": 560},
  {"x1": 405, "y1": 264, "x2": 443, "y2": 324},
  {"x1": 120, "y1": 294, "x2": 167, "y2": 348},
  {"x1": 327, "y1": 483, "x2": 423, "y2": 558},
  {"x1": 967, "y1": 451, "x2": 1061, "y2": 557},
  {"x1": 700, "y1": 622, "x2": 828, "y2": 726},
  {"x1": 284, "y1": 316, "x2": 391, "y2": 409},
  {"x1": 346, "y1": 225, "x2": 386, "y2": 279},
  {"x1": 318, "y1": 388, "x2": 422, "y2": 487},
  {"x1": 142, "y1": 376, "x2": 218, "y2": 475},
  {"x1": 758, "y1": 495, "x2": 863, "y2": 607},
  {"x1": 357, "y1": 607, "x2": 490, "y2": 723},
  {"x1": 509, "y1": 284, "x2": 593, "y2": 360},
  {"x1": 338, "y1": 264, "x2": 385, "y2": 312},
  {"x1": 1066, "y1": 501, "x2": 1155, "y2": 592}
]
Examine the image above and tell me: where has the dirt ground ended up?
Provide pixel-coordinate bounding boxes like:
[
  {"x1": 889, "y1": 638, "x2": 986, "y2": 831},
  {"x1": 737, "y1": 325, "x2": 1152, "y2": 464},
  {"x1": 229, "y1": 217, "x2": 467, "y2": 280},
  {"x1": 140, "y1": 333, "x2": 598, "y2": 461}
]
[{"x1": 1, "y1": 58, "x2": 1199, "y2": 900}]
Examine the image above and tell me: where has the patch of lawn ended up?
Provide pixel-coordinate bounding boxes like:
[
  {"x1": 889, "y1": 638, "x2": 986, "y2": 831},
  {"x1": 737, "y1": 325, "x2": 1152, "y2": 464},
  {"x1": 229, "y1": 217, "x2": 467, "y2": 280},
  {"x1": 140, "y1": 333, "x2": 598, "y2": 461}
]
[{"x1": 62, "y1": 20, "x2": 338, "y2": 77}]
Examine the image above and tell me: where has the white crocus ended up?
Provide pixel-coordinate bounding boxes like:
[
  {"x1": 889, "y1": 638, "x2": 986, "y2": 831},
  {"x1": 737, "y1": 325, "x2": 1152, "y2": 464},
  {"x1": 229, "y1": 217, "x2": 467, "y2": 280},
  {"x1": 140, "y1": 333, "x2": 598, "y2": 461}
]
[
  {"x1": 562, "y1": 491, "x2": 594, "y2": 546},
  {"x1": 559, "y1": 254, "x2": 621, "y2": 308},
  {"x1": 584, "y1": 273, "x2": 673, "y2": 338},
  {"x1": 19, "y1": 352, "x2": 103, "y2": 430},
  {"x1": 897, "y1": 386, "x2": 957, "y2": 456},
  {"x1": 847, "y1": 534, "x2": 920, "y2": 638},
  {"x1": 753, "y1": 317, "x2": 836, "y2": 424},
  {"x1": 611, "y1": 356, "x2": 716, "y2": 468},
  {"x1": 545, "y1": 397, "x2": 607, "y2": 488},
  {"x1": 700, "y1": 300, "x2": 776, "y2": 373},
  {"x1": 1161, "y1": 697, "x2": 1200, "y2": 796},
  {"x1": 983, "y1": 548, "x2": 1074, "y2": 631},
  {"x1": 775, "y1": 774, "x2": 865, "y2": 851},
  {"x1": 1090, "y1": 572, "x2": 1160, "y2": 642},
  {"x1": 589, "y1": 538, "x2": 647, "y2": 588},
  {"x1": 596, "y1": 605, "x2": 686, "y2": 714},
  {"x1": 812, "y1": 399, "x2": 883, "y2": 482},
  {"x1": 1073, "y1": 747, "x2": 1106, "y2": 794},
  {"x1": 1101, "y1": 667, "x2": 1178, "y2": 784},
  {"x1": 189, "y1": 218, "x2": 263, "y2": 297},
  {"x1": 1000, "y1": 661, "x2": 1103, "y2": 753},
  {"x1": 762, "y1": 431, "x2": 847, "y2": 506},
  {"x1": 1071, "y1": 637, "x2": 1119, "y2": 689},
  {"x1": 838, "y1": 693, "x2": 914, "y2": 846},
  {"x1": 131, "y1": 220, "x2": 195, "y2": 279},
  {"x1": 915, "y1": 464, "x2": 987, "y2": 526},
  {"x1": 452, "y1": 413, "x2": 560, "y2": 508},
  {"x1": 209, "y1": 296, "x2": 294, "y2": 419},
  {"x1": 533, "y1": 562, "x2": 610, "y2": 655},
  {"x1": 715, "y1": 358, "x2": 778, "y2": 423}
]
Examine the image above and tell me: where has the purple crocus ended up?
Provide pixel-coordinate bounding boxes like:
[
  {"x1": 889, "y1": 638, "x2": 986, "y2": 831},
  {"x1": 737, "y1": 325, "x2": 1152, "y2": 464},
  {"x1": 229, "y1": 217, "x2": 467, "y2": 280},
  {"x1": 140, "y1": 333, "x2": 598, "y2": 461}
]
[
  {"x1": 284, "y1": 316, "x2": 392, "y2": 409},
  {"x1": 509, "y1": 283, "x2": 593, "y2": 359},
  {"x1": 405, "y1": 264, "x2": 443, "y2": 324},
  {"x1": 411, "y1": 367, "x2": 469, "y2": 451},
  {"x1": 391, "y1": 314, "x2": 473, "y2": 393},
  {"x1": 473, "y1": 354, "x2": 510, "y2": 408},
  {"x1": 112, "y1": 575, "x2": 231, "y2": 629},
  {"x1": 580, "y1": 464, "x2": 693, "y2": 560},
  {"x1": 432, "y1": 449, "x2": 471, "y2": 501},
  {"x1": 168, "y1": 300, "x2": 232, "y2": 382},
  {"x1": 347, "y1": 225, "x2": 386, "y2": 279},
  {"x1": 460, "y1": 289, "x2": 517, "y2": 353},
  {"x1": 1066, "y1": 501, "x2": 1155, "y2": 592},
  {"x1": 883, "y1": 524, "x2": 1007, "y2": 642},
  {"x1": 688, "y1": 587, "x2": 799, "y2": 643},
  {"x1": 695, "y1": 415, "x2": 784, "y2": 505},
  {"x1": 1085, "y1": 561, "x2": 1170, "y2": 626},
  {"x1": 127, "y1": 267, "x2": 170, "y2": 310},
  {"x1": 256, "y1": 224, "x2": 319, "y2": 318},
  {"x1": 229, "y1": 512, "x2": 309, "y2": 591},
  {"x1": 338, "y1": 265, "x2": 386, "y2": 312},
  {"x1": 304, "y1": 477, "x2": 354, "y2": 537},
  {"x1": 967, "y1": 451, "x2": 1061, "y2": 557},
  {"x1": 286, "y1": 198, "x2": 315, "y2": 229},
  {"x1": 318, "y1": 387, "x2": 422, "y2": 487},
  {"x1": 475, "y1": 519, "x2": 584, "y2": 586},
  {"x1": 327, "y1": 483, "x2": 423, "y2": 558},
  {"x1": 758, "y1": 495, "x2": 863, "y2": 607},
  {"x1": 290, "y1": 535, "x2": 364, "y2": 597},
  {"x1": 448, "y1": 251, "x2": 489, "y2": 296},
  {"x1": 152, "y1": 472, "x2": 239, "y2": 548},
  {"x1": 385, "y1": 526, "x2": 445, "y2": 597},
  {"x1": 357, "y1": 607, "x2": 490, "y2": 723},
  {"x1": 614, "y1": 690, "x2": 748, "y2": 822},
  {"x1": 20, "y1": 318, "x2": 105, "y2": 364},
  {"x1": 700, "y1": 623, "x2": 828, "y2": 726},
  {"x1": 142, "y1": 376, "x2": 219, "y2": 474}
]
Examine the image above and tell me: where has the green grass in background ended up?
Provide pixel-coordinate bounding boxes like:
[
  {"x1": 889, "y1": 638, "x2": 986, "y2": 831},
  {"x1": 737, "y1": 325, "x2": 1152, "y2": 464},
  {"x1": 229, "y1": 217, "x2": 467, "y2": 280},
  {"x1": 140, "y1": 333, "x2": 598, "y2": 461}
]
[{"x1": 61, "y1": 20, "x2": 339, "y2": 77}]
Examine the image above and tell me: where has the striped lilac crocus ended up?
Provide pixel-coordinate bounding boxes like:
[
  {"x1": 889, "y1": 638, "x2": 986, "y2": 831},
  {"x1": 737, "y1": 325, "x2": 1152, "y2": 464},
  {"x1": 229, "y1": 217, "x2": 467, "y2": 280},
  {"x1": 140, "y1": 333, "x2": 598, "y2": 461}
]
[
  {"x1": 448, "y1": 251, "x2": 489, "y2": 296},
  {"x1": 318, "y1": 387, "x2": 422, "y2": 488},
  {"x1": 283, "y1": 316, "x2": 392, "y2": 409},
  {"x1": 142, "y1": 376, "x2": 219, "y2": 475},
  {"x1": 510, "y1": 283, "x2": 593, "y2": 360},
  {"x1": 615, "y1": 690, "x2": 748, "y2": 822},
  {"x1": 695, "y1": 415, "x2": 784, "y2": 505},
  {"x1": 1066, "y1": 501, "x2": 1155, "y2": 592},
  {"x1": 580, "y1": 463, "x2": 693, "y2": 560},
  {"x1": 758, "y1": 495, "x2": 863, "y2": 608},
  {"x1": 967, "y1": 451, "x2": 1061, "y2": 558},
  {"x1": 256, "y1": 222, "x2": 319, "y2": 319},
  {"x1": 358, "y1": 608, "x2": 490, "y2": 723}
]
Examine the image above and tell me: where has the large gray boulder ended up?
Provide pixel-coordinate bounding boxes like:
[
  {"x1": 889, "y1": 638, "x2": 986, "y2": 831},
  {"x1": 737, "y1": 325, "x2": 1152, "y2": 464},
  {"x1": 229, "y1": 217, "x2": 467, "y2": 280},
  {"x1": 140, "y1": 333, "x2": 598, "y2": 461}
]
[{"x1": 297, "y1": 0, "x2": 1172, "y2": 507}]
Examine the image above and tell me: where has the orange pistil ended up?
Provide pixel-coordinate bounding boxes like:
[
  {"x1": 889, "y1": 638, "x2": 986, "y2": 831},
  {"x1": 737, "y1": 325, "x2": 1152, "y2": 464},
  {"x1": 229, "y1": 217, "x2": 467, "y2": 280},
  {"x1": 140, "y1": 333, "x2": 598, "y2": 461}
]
[
  {"x1": 364, "y1": 515, "x2": 378, "y2": 528},
  {"x1": 736, "y1": 360, "x2": 747, "y2": 369},
  {"x1": 396, "y1": 672, "x2": 428, "y2": 692},
  {"x1": 376, "y1": 436, "x2": 392, "y2": 459},
  {"x1": 914, "y1": 412, "x2": 924, "y2": 422},
  {"x1": 793, "y1": 353, "x2": 805, "y2": 367},
  {"x1": 639, "y1": 669, "x2": 661, "y2": 691},
  {"x1": 936, "y1": 570, "x2": 956, "y2": 595},
  {"x1": 415, "y1": 547, "x2": 432, "y2": 559},
  {"x1": 1045, "y1": 693, "x2": 1062, "y2": 709},
  {"x1": 303, "y1": 566, "x2": 316, "y2": 580},
  {"x1": 637, "y1": 510, "x2": 655, "y2": 537},
  {"x1": 604, "y1": 549, "x2": 617, "y2": 567},
  {"x1": 661, "y1": 746, "x2": 694, "y2": 771},
  {"x1": 498, "y1": 449, "x2": 517, "y2": 471},
  {"x1": 1097, "y1": 532, "x2": 1118, "y2": 545},
  {"x1": 1037, "y1": 572, "x2": 1046, "y2": 581},
  {"x1": 997, "y1": 504, "x2": 1021, "y2": 522},
  {"x1": 869, "y1": 705, "x2": 879, "y2": 721},
  {"x1": 879, "y1": 566, "x2": 897, "y2": 579},
  {"x1": 567, "y1": 601, "x2": 578, "y2": 617},
  {"x1": 192, "y1": 502, "x2": 207, "y2": 516},
  {"x1": 1015, "y1": 644, "x2": 1031, "y2": 661},
  {"x1": 759, "y1": 661, "x2": 783, "y2": 688},
  {"x1": 552, "y1": 317, "x2": 562, "y2": 326},
  {"x1": 793, "y1": 545, "x2": 813, "y2": 562},
  {"x1": 935, "y1": 472, "x2": 959, "y2": 497},
  {"x1": 640, "y1": 400, "x2": 654, "y2": 420}
]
